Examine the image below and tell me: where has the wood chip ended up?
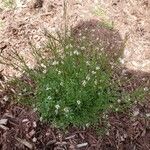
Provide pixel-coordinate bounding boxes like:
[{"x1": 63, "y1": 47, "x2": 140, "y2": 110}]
[
  {"x1": 0, "y1": 119, "x2": 8, "y2": 125},
  {"x1": 56, "y1": 141, "x2": 67, "y2": 145},
  {"x1": 65, "y1": 135, "x2": 75, "y2": 140},
  {"x1": 77, "y1": 143, "x2": 88, "y2": 148},
  {"x1": 16, "y1": 137, "x2": 33, "y2": 149},
  {"x1": 0, "y1": 124, "x2": 9, "y2": 130},
  {"x1": 46, "y1": 140, "x2": 56, "y2": 146},
  {"x1": 22, "y1": 119, "x2": 29, "y2": 123}
]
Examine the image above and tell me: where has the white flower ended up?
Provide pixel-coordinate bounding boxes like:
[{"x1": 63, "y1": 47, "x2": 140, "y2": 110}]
[
  {"x1": 73, "y1": 50, "x2": 79, "y2": 55},
  {"x1": 40, "y1": 117, "x2": 43, "y2": 121},
  {"x1": 43, "y1": 70, "x2": 47, "y2": 74},
  {"x1": 60, "y1": 82, "x2": 63, "y2": 86},
  {"x1": 144, "y1": 87, "x2": 148, "y2": 91},
  {"x1": 82, "y1": 80, "x2": 86, "y2": 87},
  {"x1": 119, "y1": 58, "x2": 125, "y2": 64},
  {"x1": 55, "y1": 104, "x2": 60, "y2": 110},
  {"x1": 86, "y1": 75, "x2": 90, "y2": 81},
  {"x1": 82, "y1": 36, "x2": 86, "y2": 39},
  {"x1": 46, "y1": 86, "x2": 50, "y2": 91},
  {"x1": 64, "y1": 107, "x2": 69, "y2": 113},
  {"x1": 41, "y1": 63, "x2": 46, "y2": 68},
  {"x1": 81, "y1": 46, "x2": 86, "y2": 50},
  {"x1": 79, "y1": 33, "x2": 82, "y2": 36},
  {"x1": 115, "y1": 108, "x2": 119, "y2": 112},
  {"x1": 96, "y1": 66, "x2": 100, "y2": 70},
  {"x1": 86, "y1": 61, "x2": 90, "y2": 65},
  {"x1": 47, "y1": 96, "x2": 52, "y2": 100},
  {"x1": 52, "y1": 60, "x2": 59, "y2": 65},
  {"x1": 94, "y1": 80, "x2": 97, "y2": 85},
  {"x1": 58, "y1": 71, "x2": 61, "y2": 75},
  {"x1": 86, "y1": 123, "x2": 90, "y2": 127},
  {"x1": 92, "y1": 71, "x2": 96, "y2": 74},
  {"x1": 69, "y1": 52, "x2": 73, "y2": 56},
  {"x1": 117, "y1": 99, "x2": 121, "y2": 103},
  {"x1": 77, "y1": 100, "x2": 81, "y2": 105},
  {"x1": 55, "y1": 110, "x2": 58, "y2": 115}
]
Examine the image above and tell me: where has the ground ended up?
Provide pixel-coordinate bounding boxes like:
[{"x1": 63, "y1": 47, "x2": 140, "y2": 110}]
[{"x1": 0, "y1": 0, "x2": 150, "y2": 149}]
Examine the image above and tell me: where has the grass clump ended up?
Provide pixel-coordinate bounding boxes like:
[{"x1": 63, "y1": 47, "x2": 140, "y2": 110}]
[
  {"x1": 2, "y1": 0, "x2": 14, "y2": 9},
  {"x1": 1, "y1": 29, "x2": 149, "y2": 129}
]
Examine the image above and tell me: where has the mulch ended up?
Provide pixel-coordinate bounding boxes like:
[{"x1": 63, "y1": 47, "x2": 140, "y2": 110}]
[{"x1": 0, "y1": 81, "x2": 150, "y2": 150}]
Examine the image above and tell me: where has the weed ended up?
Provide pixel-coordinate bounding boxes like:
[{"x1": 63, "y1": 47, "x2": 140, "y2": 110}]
[
  {"x1": 2, "y1": 0, "x2": 14, "y2": 9},
  {"x1": 1, "y1": 28, "x2": 149, "y2": 129},
  {"x1": 92, "y1": 6, "x2": 114, "y2": 30}
]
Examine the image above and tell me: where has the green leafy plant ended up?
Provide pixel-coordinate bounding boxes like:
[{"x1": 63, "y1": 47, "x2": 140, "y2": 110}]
[{"x1": 1, "y1": 28, "x2": 148, "y2": 129}]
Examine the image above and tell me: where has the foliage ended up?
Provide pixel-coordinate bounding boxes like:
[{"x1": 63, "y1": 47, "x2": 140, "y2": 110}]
[{"x1": 0, "y1": 29, "x2": 149, "y2": 129}]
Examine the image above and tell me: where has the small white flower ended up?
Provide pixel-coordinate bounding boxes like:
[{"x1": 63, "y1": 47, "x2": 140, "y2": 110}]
[
  {"x1": 119, "y1": 58, "x2": 125, "y2": 64},
  {"x1": 47, "y1": 96, "x2": 52, "y2": 100},
  {"x1": 73, "y1": 50, "x2": 79, "y2": 55},
  {"x1": 92, "y1": 71, "x2": 96, "y2": 74},
  {"x1": 96, "y1": 66, "x2": 100, "y2": 70},
  {"x1": 43, "y1": 70, "x2": 47, "y2": 74},
  {"x1": 86, "y1": 75, "x2": 90, "y2": 81},
  {"x1": 60, "y1": 82, "x2": 63, "y2": 86},
  {"x1": 46, "y1": 86, "x2": 51, "y2": 91},
  {"x1": 94, "y1": 80, "x2": 97, "y2": 85},
  {"x1": 41, "y1": 63, "x2": 46, "y2": 68},
  {"x1": 86, "y1": 61, "x2": 90, "y2": 66},
  {"x1": 111, "y1": 65, "x2": 114, "y2": 69},
  {"x1": 117, "y1": 99, "x2": 121, "y2": 103},
  {"x1": 33, "y1": 107, "x2": 38, "y2": 112},
  {"x1": 55, "y1": 104, "x2": 60, "y2": 110},
  {"x1": 79, "y1": 33, "x2": 82, "y2": 36},
  {"x1": 115, "y1": 108, "x2": 119, "y2": 112},
  {"x1": 58, "y1": 71, "x2": 61, "y2": 75},
  {"x1": 69, "y1": 52, "x2": 73, "y2": 56},
  {"x1": 55, "y1": 110, "x2": 58, "y2": 115},
  {"x1": 40, "y1": 117, "x2": 43, "y2": 121},
  {"x1": 144, "y1": 87, "x2": 148, "y2": 91},
  {"x1": 64, "y1": 107, "x2": 69, "y2": 113},
  {"x1": 82, "y1": 36, "x2": 86, "y2": 39},
  {"x1": 52, "y1": 61, "x2": 59, "y2": 65},
  {"x1": 82, "y1": 80, "x2": 86, "y2": 87},
  {"x1": 81, "y1": 46, "x2": 86, "y2": 50},
  {"x1": 3, "y1": 95, "x2": 9, "y2": 101},
  {"x1": 86, "y1": 123, "x2": 90, "y2": 127},
  {"x1": 77, "y1": 100, "x2": 81, "y2": 105}
]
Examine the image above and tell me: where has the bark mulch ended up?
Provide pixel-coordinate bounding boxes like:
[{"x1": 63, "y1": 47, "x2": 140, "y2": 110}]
[{"x1": 0, "y1": 72, "x2": 150, "y2": 150}]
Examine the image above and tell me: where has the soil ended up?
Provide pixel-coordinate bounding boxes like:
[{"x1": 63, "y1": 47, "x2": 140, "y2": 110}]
[{"x1": 0, "y1": 0, "x2": 150, "y2": 149}]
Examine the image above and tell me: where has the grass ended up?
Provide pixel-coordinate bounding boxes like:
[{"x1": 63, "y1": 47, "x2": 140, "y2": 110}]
[
  {"x1": 0, "y1": 19, "x2": 4, "y2": 28},
  {"x1": 92, "y1": 6, "x2": 114, "y2": 30},
  {"x1": 2, "y1": 0, "x2": 14, "y2": 9},
  {"x1": 0, "y1": 27, "x2": 149, "y2": 130}
]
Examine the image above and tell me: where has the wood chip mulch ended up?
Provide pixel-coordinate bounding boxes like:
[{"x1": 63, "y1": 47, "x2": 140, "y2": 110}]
[{"x1": 0, "y1": 72, "x2": 150, "y2": 150}]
